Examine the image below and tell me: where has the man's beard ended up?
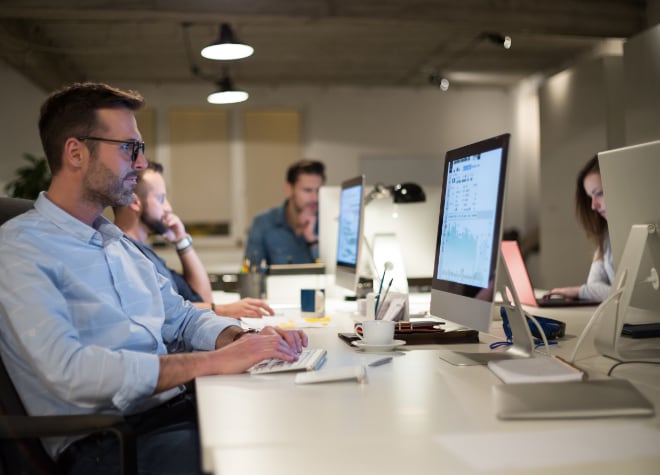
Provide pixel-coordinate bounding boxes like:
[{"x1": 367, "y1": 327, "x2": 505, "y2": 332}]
[
  {"x1": 141, "y1": 212, "x2": 168, "y2": 235},
  {"x1": 82, "y1": 158, "x2": 136, "y2": 208}
]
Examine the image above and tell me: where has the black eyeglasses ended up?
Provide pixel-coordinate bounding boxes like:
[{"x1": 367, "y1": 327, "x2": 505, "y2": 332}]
[{"x1": 77, "y1": 136, "x2": 145, "y2": 163}]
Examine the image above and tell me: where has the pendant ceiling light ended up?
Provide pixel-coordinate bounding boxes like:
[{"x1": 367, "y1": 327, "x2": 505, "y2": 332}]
[
  {"x1": 207, "y1": 74, "x2": 249, "y2": 104},
  {"x1": 201, "y1": 23, "x2": 254, "y2": 60}
]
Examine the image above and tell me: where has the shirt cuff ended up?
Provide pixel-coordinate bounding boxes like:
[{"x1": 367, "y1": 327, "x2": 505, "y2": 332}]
[{"x1": 112, "y1": 351, "x2": 160, "y2": 411}]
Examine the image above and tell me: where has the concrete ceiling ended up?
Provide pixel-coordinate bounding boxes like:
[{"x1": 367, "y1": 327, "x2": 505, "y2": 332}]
[{"x1": 0, "y1": 0, "x2": 649, "y2": 93}]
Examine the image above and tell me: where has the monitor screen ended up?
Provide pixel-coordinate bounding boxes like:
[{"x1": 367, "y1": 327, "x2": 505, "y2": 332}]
[
  {"x1": 334, "y1": 175, "x2": 365, "y2": 293},
  {"x1": 430, "y1": 134, "x2": 510, "y2": 334}
]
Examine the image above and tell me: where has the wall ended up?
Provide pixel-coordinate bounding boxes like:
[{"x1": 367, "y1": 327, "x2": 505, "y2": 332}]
[
  {"x1": 624, "y1": 23, "x2": 660, "y2": 145},
  {"x1": 538, "y1": 56, "x2": 624, "y2": 289},
  {"x1": 0, "y1": 60, "x2": 46, "y2": 194}
]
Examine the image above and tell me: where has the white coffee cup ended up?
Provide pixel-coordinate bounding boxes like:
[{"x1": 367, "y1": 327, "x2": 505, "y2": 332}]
[{"x1": 355, "y1": 320, "x2": 395, "y2": 345}]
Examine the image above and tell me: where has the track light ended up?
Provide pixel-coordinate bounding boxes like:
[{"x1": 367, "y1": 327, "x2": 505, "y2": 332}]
[
  {"x1": 207, "y1": 74, "x2": 248, "y2": 104},
  {"x1": 426, "y1": 31, "x2": 511, "y2": 90},
  {"x1": 482, "y1": 32, "x2": 512, "y2": 49},
  {"x1": 201, "y1": 23, "x2": 254, "y2": 60},
  {"x1": 429, "y1": 73, "x2": 450, "y2": 92}
]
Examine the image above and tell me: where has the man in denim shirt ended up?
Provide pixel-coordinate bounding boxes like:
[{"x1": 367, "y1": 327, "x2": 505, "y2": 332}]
[{"x1": 244, "y1": 160, "x2": 326, "y2": 266}]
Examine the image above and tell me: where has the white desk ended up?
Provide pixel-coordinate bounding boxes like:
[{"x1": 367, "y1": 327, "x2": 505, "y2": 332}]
[{"x1": 196, "y1": 297, "x2": 660, "y2": 475}]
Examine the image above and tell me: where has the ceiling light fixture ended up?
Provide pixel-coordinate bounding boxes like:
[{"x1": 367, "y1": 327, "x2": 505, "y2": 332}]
[
  {"x1": 207, "y1": 74, "x2": 249, "y2": 104},
  {"x1": 427, "y1": 31, "x2": 511, "y2": 91},
  {"x1": 429, "y1": 73, "x2": 450, "y2": 91},
  {"x1": 482, "y1": 32, "x2": 512, "y2": 49},
  {"x1": 201, "y1": 23, "x2": 254, "y2": 60}
]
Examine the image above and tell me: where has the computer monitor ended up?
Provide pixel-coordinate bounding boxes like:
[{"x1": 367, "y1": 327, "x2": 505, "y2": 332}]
[
  {"x1": 429, "y1": 134, "x2": 530, "y2": 365},
  {"x1": 598, "y1": 140, "x2": 660, "y2": 267},
  {"x1": 334, "y1": 175, "x2": 366, "y2": 294},
  {"x1": 595, "y1": 140, "x2": 660, "y2": 362}
]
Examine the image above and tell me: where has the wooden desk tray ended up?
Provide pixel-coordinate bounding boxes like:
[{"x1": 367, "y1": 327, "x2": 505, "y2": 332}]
[{"x1": 394, "y1": 329, "x2": 479, "y2": 345}]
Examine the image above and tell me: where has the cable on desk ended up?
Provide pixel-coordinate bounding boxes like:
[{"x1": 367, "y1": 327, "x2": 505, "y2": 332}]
[
  {"x1": 607, "y1": 360, "x2": 660, "y2": 376},
  {"x1": 489, "y1": 307, "x2": 557, "y2": 351}
]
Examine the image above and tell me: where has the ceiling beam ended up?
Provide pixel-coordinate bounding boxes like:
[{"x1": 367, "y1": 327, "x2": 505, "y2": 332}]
[
  {"x1": 0, "y1": 2, "x2": 645, "y2": 39},
  {"x1": 0, "y1": 19, "x2": 85, "y2": 92}
]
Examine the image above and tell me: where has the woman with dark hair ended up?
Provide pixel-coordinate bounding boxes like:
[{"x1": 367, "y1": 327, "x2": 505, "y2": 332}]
[{"x1": 544, "y1": 155, "x2": 614, "y2": 302}]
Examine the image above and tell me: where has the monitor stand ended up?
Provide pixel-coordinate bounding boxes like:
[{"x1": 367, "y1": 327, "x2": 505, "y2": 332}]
[
  {"x1": 594, "y1": 224, "x2": 660, "y2": 362},
  {"x1": 438, "y1": 250, "x2": 536, "y2": 366}
]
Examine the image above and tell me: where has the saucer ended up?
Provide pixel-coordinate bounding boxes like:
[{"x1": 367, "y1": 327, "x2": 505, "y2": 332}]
[{"x1": 351, "y1": 339, "x2": 406, "y2": 352}]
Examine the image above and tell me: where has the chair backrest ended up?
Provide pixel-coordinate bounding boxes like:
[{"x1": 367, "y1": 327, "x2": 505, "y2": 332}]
[
  {"x1": 0, "y1": 354, "x2": 61, "y2": 474},
  {"x1": 0, "y1": 197, "x2": 60, "y2": 473},
  {"x1": 0, "y1": 198, "x2": 34, "y2": 226}
]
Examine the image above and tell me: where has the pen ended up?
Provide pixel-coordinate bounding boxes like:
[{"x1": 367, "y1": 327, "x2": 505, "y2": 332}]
[
  {"x1": 368, "y1": 356, "x2": 393, "y2": 367},
  {"x1": 375, "y1": 278, "x2": 394, "y2": 319},
  {"x1": 374, "y1": 269, "x2": 387, "y2": 316}
]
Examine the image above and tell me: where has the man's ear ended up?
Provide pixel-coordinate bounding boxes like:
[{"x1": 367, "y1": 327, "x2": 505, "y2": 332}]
[
  {"x1": 128, "y1": 193, "x2": 142, "y2": 212},
  {"x1": 63, "y1": 137, "x2": 85, "y2": 168},
  {"x1": 284, "y1": 182, "x2": 293, "y2": 199}
]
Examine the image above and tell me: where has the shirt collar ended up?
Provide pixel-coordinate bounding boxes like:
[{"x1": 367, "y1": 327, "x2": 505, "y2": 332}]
[
  {"x1": 273, "y1": 200, "x2": 290, "y2": 228},
  {"x1": 35, "y1": 191, "x2": 124, "y2": 246}
]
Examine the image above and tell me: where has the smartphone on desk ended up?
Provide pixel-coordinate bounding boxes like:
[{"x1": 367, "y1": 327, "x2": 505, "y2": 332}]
[{"x1": 337, "y1": 332, "x2": 361, "y2": 346}]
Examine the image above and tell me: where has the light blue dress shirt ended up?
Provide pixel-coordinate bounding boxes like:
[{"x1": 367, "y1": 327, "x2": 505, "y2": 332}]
[
  {"x1": 0, "y1": 192, "x2": 240, "y2": 458},
  {"x1": 244, "y1": 200, "x2": 318, "y2": 265}
]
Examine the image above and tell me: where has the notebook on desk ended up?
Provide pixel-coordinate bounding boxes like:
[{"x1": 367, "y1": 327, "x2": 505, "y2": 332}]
[{"x1": 501, "y1": 241, "x2": 599, "y2": 308}]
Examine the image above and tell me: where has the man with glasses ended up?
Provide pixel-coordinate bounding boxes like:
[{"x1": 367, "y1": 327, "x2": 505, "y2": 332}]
[{"x1": 0, "y1": 82, "x2": 307, "y2": 475}]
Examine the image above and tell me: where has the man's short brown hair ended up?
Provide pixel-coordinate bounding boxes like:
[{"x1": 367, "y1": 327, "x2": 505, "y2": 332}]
[
  {"x1": 39, "y1": 82, "x2": 144, "y2": 175},
  {"x1": 286, "y1": 160, "x2": 326, "y2": 185}
]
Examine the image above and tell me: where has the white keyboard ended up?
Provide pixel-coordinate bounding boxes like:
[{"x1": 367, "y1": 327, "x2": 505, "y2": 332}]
[{"x1": 248, "y1": 348, "x2": 327, "y2": 375}]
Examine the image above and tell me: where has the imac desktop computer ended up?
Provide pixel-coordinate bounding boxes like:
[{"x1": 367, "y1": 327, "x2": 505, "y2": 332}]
[
  {"x1": 428, "y1": 133, "x2": 536, "y2": 365},
  {"x1": 333, "y1": 175, "x2": 366, "y2": 296},
  {"x1": 595, "y1": 140, "x2": 660, "y2": 362}
]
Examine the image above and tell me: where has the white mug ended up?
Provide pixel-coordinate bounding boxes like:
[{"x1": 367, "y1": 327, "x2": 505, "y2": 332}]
[{"x1": 354, "y1": 319, "x2": 395, "y2": 345}]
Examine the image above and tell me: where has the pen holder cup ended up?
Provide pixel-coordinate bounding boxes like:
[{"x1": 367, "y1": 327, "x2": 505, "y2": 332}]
[{"x1": 238, "y1": 273, "x2": 267, "y2": 299}]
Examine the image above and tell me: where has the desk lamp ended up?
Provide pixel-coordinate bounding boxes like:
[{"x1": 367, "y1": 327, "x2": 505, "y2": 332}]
[
  {"x1": 364, "y1": 182, "x2": 426, "y2": 206},
  {"x1": 363, "y1": 182, "x2": 426, "y2": 294}
]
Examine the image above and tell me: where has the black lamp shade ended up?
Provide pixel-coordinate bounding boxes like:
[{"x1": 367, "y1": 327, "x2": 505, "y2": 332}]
[
  {"x1": 201, "y1": 23, "x2": 254, "y2": 60},
  {"x1": 392, "y1": 183, "x2": 426, "y2": 203}
]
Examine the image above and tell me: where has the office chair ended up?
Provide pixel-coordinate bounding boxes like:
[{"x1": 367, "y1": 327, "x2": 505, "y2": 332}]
[
  {"x1": 0, "y1": 197, "x2": 33, "y2": 226},
  {"x1": 0, "y1": 197, "x2": 137, "y2": 475}
]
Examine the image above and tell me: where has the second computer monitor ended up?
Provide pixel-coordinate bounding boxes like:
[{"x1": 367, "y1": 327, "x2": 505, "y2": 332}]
[
  {"x1": 430, "y1": 134, "x2": 510, "y2": 333},
  {"x1": 598, "y1": 141, "x2": 660, "y2": 336},
  {"x1": 598, "y1": 139, "x2": 660, "y2": 268},
  {"x1": 334, "y1": 175, "x2": 366, "y2": 294}
]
